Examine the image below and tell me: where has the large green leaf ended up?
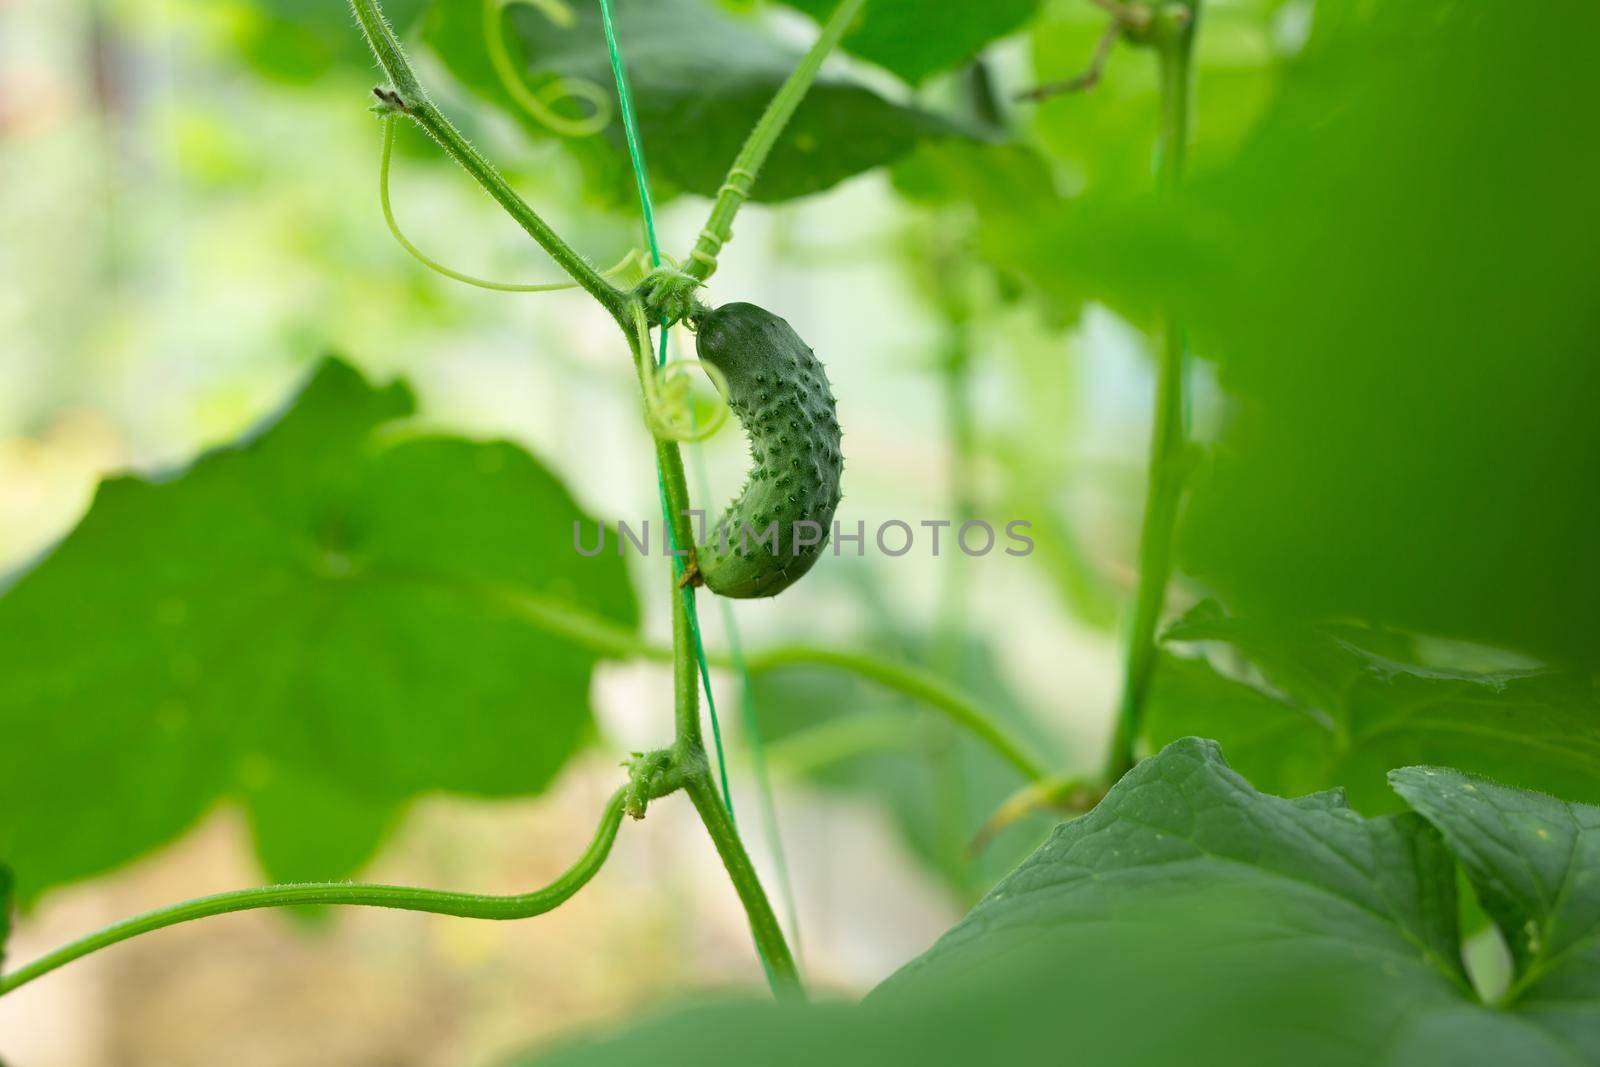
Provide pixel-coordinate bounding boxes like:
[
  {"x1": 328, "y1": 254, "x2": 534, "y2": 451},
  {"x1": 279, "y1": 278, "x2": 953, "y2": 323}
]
[
  {"x1": 1167, "y1": 0, "x2": 1600, "y2": 666},
  {"x1": 514, "y1": 742, "x2": 1597, "y2": 1066},
  {"x1": 1001, "y1": 0, "x2": 1600, "y2": 661},
  {"x1": 875, "y1": 738, "x2": 1468, "y2": 1004},
  {"x1": 1146, "y1": 610, "x2": 1600, "y2": 814},
  {"x1": 1393, "y1": 767, "x2": 1600, "y2": 1058},
  {"x1": 424, "y1": 0, "x2": 953, "y2": 204},
  {"x1": 776, "y1": 0, "x2": 1037, "y2": 86},
  {"x1": 926, "y1": 0, "x2": 1600, "y2": 662},
  {"x1": 0, "y1": 358, "x2": 636, "y2": 900}
]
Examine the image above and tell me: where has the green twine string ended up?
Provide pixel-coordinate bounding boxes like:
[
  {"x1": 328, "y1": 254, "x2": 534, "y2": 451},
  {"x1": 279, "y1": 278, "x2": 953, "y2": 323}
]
[
  {"x1": 597, "y1": 0, "x2": 732, "y2": 815},
  {"x1": 673, "y1": 330, "x2": 805, "y2": 961},
  {"x1": 597, "y1": 0, "x2": 800, "y2": 965}
]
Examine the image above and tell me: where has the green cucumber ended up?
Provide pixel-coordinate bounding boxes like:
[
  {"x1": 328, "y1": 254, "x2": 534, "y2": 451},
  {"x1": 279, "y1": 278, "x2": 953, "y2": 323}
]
[{"x1": 694, "y1": 302, "x2": 843, "y2": 598}]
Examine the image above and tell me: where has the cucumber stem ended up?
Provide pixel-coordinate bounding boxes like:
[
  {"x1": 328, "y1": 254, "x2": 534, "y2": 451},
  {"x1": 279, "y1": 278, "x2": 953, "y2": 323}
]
[{"x1": 683, "y1": 0, "x2": 866, "y2": 282}]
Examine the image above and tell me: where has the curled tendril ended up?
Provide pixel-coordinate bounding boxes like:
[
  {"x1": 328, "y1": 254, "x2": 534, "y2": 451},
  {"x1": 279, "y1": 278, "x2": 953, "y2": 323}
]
[
  {"x1": 646, "y1": 358, "x2": 731, "y2": 443},
  {"x1": 486, "y1": 0, "x2": 613, "y2": 138},
  {"x1": 631, "y1": 304, "x2": 731, "y2": 444},
  {"x1": 379, "y1": 115, "x2": 642, "y2": 292}
]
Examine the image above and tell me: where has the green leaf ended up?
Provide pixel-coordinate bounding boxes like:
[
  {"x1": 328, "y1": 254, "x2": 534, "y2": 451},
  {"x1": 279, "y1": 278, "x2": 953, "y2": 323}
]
[
  {"x1": 776, "y1": 0, "x2": 1038, "y2": 85},
  {"x1": 424, "y1": 0, "x2": 953, "y2": 204},
  {"x1": 0, "y1": 862, "x2": 13, "y2": 973},
  {"x1": 1392, "y1": 767, "x2": 1600, "y2": 1057},
  {"x1": 231, "y1": 0, "x2": 430, "y2": 83},
  {"x1": 1011, "y1": 0, "x2": 1600, "y2": 661},
  {"x1": 877, "y1": 738, "x2": 1469, "y2": 1001},
  {"x1": 512, "y1": 742, "x2": 1594, "y2": 1066},
  {"x1": 0, "y1": 358, "x2": 636, "y2": 901},
  {"x1": 1146, "y1": 613, "x2": 1600, "y2": 814},
  {"x1": 241, "y1": 765, "x2": 402, "y2": 885}
]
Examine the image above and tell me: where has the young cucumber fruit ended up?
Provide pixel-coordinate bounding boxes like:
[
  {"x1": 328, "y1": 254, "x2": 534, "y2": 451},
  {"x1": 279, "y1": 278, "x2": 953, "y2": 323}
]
[{"x1": 694, "y1": 302, "x2": 843, "y2": 598}]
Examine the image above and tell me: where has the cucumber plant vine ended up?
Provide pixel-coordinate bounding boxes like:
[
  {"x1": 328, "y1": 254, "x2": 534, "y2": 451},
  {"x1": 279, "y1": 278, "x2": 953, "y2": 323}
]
[
  {"x1": 0, "y1": 0, "x2": 1043, "y2": 1004},
  {"x1": 3, "y1": 2, "x2": 1598, "y2": 1062},
  {"x1": 0, "y1": 0, "x2": 1196, "y2": 1006}
]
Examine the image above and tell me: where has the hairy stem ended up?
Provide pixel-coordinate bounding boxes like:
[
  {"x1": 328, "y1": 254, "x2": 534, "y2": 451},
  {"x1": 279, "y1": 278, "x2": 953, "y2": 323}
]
[
  {"x1": 350, "y1": 0, "x2": 630, "y2": 325},
  {"x1": 0, "y1": 789, "x2": 626, "y2": 998},
  {"x1": 1104, "y1": 11, "x2": 1196, "y2": 782},
  {"x1": 683, "y1": 0, "x2": 866, "y2": 282}
]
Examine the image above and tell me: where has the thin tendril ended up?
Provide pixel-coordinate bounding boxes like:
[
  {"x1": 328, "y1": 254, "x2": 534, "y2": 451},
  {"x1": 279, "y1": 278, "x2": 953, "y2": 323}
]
[
  {"x1": 380, "y1": 116, "x2": 640, "y2": 292},
  {"x1": 485, "y1": 0, "x2": 613, "y2": 138},
  {"x1": 644, "y1": 353, "x2": 732, "y2": 444}
]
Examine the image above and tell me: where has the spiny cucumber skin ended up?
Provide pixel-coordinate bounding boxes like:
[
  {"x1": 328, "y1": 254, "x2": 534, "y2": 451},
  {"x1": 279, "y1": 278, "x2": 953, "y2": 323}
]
[{"x1": 695, "y1": 303, "x2": 843, "y2": 599}]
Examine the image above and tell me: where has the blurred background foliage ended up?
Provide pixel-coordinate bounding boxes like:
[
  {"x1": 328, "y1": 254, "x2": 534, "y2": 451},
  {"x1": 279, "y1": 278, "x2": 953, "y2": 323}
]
[{"x1": 1, "y1": 0, "x2": 1596, "y2": 1063}]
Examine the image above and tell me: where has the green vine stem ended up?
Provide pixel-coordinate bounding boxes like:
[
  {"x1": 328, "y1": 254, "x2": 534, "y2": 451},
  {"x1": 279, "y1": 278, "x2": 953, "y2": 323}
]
[
  {"x1": 0, "y1": 788, "x2": 627, "y2": 998},
  {"x1": 353, "y1": 0, "x2": 801, "y2": 991},
  {"x1": 350, "y1": 0, "x2": 631, "y2": 327},
  {"x1": 682, "y1": 0, "x2": 866, "y2": 282},
  {"x1": 684, "y1": 771, "x2": 801, "y2": 997},
  {"x1": 625, "y1": 311, "x2": 803, "y2": 996},
  {"x1": 1104, "y1": 5, "x2": 1197, "y2": 782}
]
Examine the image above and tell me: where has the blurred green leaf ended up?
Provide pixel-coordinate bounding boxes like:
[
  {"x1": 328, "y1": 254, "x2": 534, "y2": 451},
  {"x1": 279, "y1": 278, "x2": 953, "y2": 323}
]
[
  {"x1": 0, "y1": 358, "x2": 636, "y2": 901},
  {"x1": 1169, "y1": 0, "x2": 1600, "y2": 666},
  {"x1": 424, "y1": 0, "x2": 954, "y2": 204},
  {"x1": 0, "y1": 863, "x2": 12, "y2": 973},
  {"x1": 232, "y1": 0, "x2": 430, "y2": 82},
  {"x1": 242, "y1": 764, "x2": 401, "y2": 885},
  {"x1": 1002, "y1": 0, "x2": 1600, "y2": 661},
  {"x1": 776, "y1": 0, "x2": 1038, "y2": 85},
  {"x1": 1393, "y1": 766, "x2": 1600, "y2": 1056},
  {"x1": 515, "y1": 741, "x2": 1596, "y2": 1066},
  {"x1": 1146, "y1": 610, "x2": 1600, "y2": 813}
]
